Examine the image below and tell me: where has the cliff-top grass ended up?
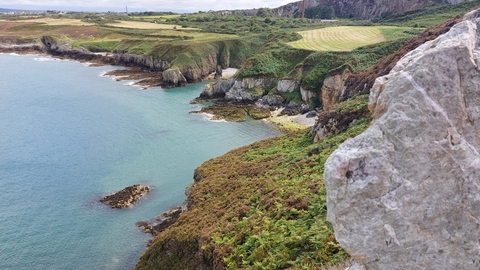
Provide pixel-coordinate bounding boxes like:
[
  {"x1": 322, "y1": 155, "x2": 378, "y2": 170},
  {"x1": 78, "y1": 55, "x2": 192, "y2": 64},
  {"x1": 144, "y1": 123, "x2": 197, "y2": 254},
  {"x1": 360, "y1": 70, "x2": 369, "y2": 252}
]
[
  {"x1": 130, "y1": 15, "x2": 181, "y2": 20},
  {"x1": 106, "y1": 20, "x2": 195, "y2": 30},
  {"x1": 288, "y1": 26, "x2": 421, "y2": 51},
  {"x1": 19, "y1": 18, "x2": 95, "y2": 26}
]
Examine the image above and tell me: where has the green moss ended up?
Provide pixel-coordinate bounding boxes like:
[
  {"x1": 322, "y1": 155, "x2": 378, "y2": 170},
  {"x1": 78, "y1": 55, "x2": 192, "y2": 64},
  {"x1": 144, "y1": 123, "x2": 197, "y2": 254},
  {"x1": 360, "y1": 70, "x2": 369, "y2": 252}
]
[
  {"x1": 195, "y1": 102, "x2": 248, "y2": 122},
  {"x1": 247, "y1": 106, "x2": 271, "y2": 120},
  {"x1": 281, "y1": 88, "x2": 303, "y2": 104},
  {"x1": 332, "y1": 94, "x2": 370, "y2": 114},
  {"x1": 246, "y1": 86, "x2": 265, "y2": 96}
]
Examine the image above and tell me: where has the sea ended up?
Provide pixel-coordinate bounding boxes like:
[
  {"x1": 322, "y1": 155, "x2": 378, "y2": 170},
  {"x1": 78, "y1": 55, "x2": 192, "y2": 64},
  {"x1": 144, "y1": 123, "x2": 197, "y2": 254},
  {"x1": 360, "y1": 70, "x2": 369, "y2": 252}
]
[{"x1": 0, "y1": 53, "x2": 280, "y2": 269}]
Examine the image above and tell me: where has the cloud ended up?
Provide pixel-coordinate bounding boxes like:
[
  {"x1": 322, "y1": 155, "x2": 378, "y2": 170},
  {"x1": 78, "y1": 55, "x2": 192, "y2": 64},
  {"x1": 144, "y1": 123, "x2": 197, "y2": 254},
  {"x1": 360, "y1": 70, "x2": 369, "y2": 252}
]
[{"x1": 0, "y1": 0, "x2": 296, "y2": 12}]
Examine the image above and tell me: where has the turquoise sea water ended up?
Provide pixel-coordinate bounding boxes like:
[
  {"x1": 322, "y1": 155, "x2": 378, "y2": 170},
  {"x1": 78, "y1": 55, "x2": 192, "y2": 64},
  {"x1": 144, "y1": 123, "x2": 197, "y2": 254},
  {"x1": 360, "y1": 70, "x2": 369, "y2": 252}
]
[{"x1": 0, "y1": 54, "x2": 280, "y2": 269}]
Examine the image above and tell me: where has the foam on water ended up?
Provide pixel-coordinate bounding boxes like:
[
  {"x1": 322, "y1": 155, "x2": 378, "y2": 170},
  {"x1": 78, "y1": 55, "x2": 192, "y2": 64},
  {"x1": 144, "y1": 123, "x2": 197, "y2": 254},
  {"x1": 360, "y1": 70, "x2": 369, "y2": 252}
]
[{"x1": 34, "y1": 57, "x2": 56, "y2": 62}]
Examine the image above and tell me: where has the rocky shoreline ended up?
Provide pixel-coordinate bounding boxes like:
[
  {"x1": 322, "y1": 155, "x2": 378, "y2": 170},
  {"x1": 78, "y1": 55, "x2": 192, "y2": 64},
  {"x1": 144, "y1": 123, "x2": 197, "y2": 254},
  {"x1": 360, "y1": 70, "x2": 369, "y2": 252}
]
[
  {"x1": 0, "y1": 38, "x2": 321, "y2": 130},
  {"x1": 0, "y1": 43, "x2": 168, "y2": 89},
  {"x1": 188, "y1": 74, "x2": 322, "y2": 129}
]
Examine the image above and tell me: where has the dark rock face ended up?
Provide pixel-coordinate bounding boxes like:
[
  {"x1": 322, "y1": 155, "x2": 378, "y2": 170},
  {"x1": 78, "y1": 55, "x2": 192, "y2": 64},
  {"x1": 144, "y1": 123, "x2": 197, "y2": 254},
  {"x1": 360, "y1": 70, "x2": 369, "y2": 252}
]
[
  {"x1": 279, "y1": 103, "x2": 312, "y2": 116},
  {"x1": 0, "y1": 44, "x2": 44, "y2": 54},
  {"x1": 257, "y1": 95, "x2": 286, "y2": 107},
  {"x1": 199, "y1": 79, "x2": 235, "y2": 100},
  {"x1": 274, "y1": 0, "x2": 463, "y2": 20},
  {"x1": 114, "y1": 54, "x2": 170, "y2": 71},
  {"x1": 100, "y1": 184, "x2": 151, "y2": 209}
]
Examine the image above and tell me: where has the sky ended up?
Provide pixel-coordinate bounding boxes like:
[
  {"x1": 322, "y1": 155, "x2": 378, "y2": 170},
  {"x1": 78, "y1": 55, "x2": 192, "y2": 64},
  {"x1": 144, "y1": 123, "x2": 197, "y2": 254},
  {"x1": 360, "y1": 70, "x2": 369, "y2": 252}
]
[{"x1": 0, "y1": 0, "x2": 297, "y2": 13}]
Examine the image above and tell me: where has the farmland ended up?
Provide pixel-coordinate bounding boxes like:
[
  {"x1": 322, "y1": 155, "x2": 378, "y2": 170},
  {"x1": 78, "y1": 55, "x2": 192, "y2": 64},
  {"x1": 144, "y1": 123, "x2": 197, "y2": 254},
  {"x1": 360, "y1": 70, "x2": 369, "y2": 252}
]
[
  {"x1": 106, "y1": 20, "x2": 187, "y2": 30},
  {"x1": 20, "y1": 18, "x2": 95, "y2": 26},
  {"x1": 288, "y1": 26, "x2": 422, "y2": 51}
]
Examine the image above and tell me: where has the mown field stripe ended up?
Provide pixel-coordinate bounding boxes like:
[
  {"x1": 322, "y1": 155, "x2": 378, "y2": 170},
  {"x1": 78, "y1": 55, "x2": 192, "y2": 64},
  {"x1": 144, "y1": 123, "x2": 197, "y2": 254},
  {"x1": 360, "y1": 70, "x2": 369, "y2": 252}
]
[{"x1": 288, "y1": 26, "x2": 391, "y2": 52}]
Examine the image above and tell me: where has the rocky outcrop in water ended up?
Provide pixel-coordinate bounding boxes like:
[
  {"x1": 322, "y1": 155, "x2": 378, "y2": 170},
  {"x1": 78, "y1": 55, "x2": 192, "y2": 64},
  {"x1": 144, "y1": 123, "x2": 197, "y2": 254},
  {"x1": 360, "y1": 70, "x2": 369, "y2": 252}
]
[
  {"x1": 162, "y1": 68, "x2": 188, "y2": 87},
  {"x1": 199, "y1": 79, "x2": 235, "y2": 100},
  {"x1": 137, "y1": 207, "x2": 184, "y2": 236},
  {"x1": 100, "y1": 184, "x2": 151, "y2": 209},
  {"x1": 324, "y1": 10, "x2": 480, "y2": 269}
]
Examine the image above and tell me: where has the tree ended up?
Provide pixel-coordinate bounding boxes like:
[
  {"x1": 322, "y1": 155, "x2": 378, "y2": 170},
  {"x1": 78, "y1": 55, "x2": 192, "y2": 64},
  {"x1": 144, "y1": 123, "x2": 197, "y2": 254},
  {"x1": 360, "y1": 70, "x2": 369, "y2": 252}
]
[
  {"x1": 321, "y1": 6, "x2": 335, "y2": 19},
  {"x1": 256, "y1": 8, "x2": 273, "y2": 17}
]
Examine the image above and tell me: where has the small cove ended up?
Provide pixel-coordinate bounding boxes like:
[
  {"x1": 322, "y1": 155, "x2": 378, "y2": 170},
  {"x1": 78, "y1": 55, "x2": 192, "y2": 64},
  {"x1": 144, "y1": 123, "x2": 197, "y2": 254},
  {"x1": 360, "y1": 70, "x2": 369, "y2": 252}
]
[{"x1": 0, "y1": 53, "x2": 280, "y2": 269}]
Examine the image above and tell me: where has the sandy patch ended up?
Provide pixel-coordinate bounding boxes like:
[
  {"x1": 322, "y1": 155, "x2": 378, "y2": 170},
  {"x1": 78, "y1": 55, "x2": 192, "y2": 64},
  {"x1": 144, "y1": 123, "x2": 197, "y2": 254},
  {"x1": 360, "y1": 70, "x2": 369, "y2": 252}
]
[
  {"x1": 267, "y1": 109, "x2": 317, "y2": 130},
  {"x1": 221, "y1": 68, "x2": 238, "y2": 79},
  {"x1": 205, "y1": 68, "x2": 238, "y2": 80}
]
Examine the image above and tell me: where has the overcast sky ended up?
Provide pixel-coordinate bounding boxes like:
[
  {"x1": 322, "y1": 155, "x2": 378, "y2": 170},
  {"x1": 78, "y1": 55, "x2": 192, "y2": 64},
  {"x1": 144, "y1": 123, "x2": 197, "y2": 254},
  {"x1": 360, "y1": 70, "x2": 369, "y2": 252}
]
[{"x1": 0, "y1": 0, "x2": 297, "y2": 13}]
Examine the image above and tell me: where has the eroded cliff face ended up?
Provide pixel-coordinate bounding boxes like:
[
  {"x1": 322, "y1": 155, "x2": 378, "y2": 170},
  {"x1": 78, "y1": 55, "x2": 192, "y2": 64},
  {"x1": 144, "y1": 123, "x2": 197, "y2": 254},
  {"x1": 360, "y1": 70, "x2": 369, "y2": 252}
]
[
  {"x1": 37, "y1": 36, "x2": 257, "y2": 88},
  {"x1": 275, "y1": 0, "x2": 462, "y2": 19},
  {"x1": 321, "y1": 66, "x2": 351, "y2": 111},
  {"x1": 325, "y1": 10, "x2": 480, "y2": 269}
]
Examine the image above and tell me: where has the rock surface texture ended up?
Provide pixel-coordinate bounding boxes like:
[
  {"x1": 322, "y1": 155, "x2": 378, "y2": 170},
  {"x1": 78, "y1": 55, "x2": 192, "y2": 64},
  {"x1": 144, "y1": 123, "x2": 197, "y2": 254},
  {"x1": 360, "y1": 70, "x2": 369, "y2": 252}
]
[
  {"x1": 325, "y1": 11, "x2": 480, "y2": 269},
  {"x1": 321, "y1": 67, "x2": 351, "y2": 111},
  {"x1": 100, "y1": 184, "x2": 151, "y2": 209}
]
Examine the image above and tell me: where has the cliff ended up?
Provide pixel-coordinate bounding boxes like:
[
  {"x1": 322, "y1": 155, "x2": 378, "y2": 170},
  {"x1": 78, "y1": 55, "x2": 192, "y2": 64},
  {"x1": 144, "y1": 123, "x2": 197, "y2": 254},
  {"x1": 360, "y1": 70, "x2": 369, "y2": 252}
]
[
  {"x1": 274, "y1": 0, "x2": 465, "y2": 19},
  {"x1": 325, "y1": 9, "x2": 480, "y2": 269},
  {"x1": 28, "y1": 36, "x2": 260, "y2": 89}
]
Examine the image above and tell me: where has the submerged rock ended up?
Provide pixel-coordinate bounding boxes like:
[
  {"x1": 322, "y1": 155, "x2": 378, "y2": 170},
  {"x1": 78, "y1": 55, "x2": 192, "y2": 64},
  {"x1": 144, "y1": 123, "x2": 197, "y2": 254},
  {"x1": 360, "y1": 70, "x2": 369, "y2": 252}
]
[
  {"x1": 137, "y1": 206, "x2": 184, "y2": 236},
  {"x1": 100, "y1": 184, "x2": 151, "y2": 209},
  {"x1": 325, "y1": 12, "x2": 480, "y2": 269}
]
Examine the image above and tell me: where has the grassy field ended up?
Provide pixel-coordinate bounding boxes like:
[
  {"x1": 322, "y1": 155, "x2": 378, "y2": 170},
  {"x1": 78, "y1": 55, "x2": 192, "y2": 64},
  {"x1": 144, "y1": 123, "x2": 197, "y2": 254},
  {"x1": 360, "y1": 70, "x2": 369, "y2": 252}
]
[
  {"x1": 130, "y1": 15, "x2": 181, "y2": 20},
  {"x1": 20, "y1": 18, "x2": 95, "y2": 26},
  {"x1": 106, "y1": 20, "x2": 186, "y2": 29},
  {"x1": 288, "y1": 26, "x2": 419, "y2": 51}
]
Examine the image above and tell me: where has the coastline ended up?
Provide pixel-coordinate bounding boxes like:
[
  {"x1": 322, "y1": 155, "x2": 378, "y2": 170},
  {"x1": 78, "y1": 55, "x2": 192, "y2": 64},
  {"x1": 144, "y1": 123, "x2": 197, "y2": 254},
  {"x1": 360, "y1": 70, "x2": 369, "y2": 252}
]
[
  {"x1": 0, "y1": 45, "x2": 317, "y2": 269},
  {"x1": 0, "y1": 50, "x2": 286, "y2": 268},
  {"x1": 0, "y1": 42, "x2": 319, "y2": 131},
  {"x1": 0, "y1": 42, "x2": 169, "y2": 89}
]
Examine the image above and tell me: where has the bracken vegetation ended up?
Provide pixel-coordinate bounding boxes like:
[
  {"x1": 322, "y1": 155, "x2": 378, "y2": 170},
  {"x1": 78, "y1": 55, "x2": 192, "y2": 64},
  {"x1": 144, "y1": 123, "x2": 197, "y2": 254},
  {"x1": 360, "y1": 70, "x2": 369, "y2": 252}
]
[{"x1": 136, "y1": 99, "x2": 371, "y2": 269}]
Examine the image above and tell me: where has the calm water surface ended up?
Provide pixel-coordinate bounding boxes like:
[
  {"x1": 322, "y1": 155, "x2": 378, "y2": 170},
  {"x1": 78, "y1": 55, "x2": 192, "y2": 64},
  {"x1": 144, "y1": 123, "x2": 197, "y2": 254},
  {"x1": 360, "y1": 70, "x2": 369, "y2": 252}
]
[{"x1": 0, "y1": 54, "x2": 280, "y2": 269}]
